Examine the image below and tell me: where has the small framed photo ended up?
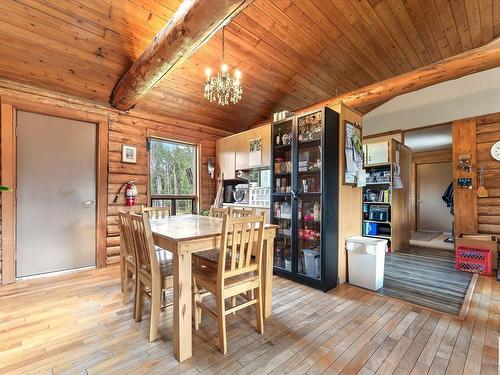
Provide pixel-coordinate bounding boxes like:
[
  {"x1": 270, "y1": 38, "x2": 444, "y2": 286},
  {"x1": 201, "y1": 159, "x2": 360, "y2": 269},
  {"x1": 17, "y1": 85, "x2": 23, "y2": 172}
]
[{"x1": 121, "y1": 145, "x2": 137, "y2": 164}]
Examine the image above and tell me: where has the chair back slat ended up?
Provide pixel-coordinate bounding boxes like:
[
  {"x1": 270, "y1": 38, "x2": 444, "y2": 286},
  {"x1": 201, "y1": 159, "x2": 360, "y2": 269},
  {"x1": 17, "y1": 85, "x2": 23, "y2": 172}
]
[
  {"x1": 229, "y1": 207, "x2": 256, "y2": 218},
  {"x1": 131, "y1": 213, "x2": 159, "y2": 274},
  {"x1": 209, "y1": 206, "x2": 229, "y2": 218},
  {"x1": 218, "y1": 214, "x2": 265, "y2": 283},
  {"x1": 142, "y1": 205, "x2": 170, "y2": 220},
  {"x1": 118, "y1": 211, "x2": 135, "y2": 260}
]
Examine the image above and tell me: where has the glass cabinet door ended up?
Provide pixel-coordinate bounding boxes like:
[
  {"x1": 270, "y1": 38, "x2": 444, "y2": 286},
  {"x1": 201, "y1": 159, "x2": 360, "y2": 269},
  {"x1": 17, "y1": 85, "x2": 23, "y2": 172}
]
[
  {"x1": 272, "y1": 194, "x2": 292, "y2": 272},
  {"x1": 296, "y1": 111, "x2": 322, "y2": 279},
  {"x1": 296, "y1": 195, "x2": 321, "y2": 279},
  {"x1": 272, "y1": 119, "x2": 293, "y2": 194}
]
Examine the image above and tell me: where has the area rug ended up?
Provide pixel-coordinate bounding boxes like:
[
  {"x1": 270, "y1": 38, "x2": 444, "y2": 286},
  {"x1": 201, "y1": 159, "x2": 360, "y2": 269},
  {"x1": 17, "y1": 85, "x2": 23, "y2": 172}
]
[
  {"x1": 411, "y1": 230, "x2": 442, "y2": 242},
  {"x1": 377, "y1": 246, "x2": 474, "y2": 316}
]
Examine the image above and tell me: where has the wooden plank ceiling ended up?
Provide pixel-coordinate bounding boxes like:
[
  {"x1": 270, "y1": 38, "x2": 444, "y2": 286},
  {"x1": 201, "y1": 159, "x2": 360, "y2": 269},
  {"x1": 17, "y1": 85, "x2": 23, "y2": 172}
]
[{"x1": 0, "y1": 0, "x2": 499, "y2": 133}]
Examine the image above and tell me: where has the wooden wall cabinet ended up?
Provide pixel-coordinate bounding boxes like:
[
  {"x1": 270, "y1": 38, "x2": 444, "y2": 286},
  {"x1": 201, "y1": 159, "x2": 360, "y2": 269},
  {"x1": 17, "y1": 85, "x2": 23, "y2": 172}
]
[
  {"x1": 364, "y1": 141, "x2": 390, "y2": 166},
  {"x1": 217, "y1": 124, "x2": 271, "y2": 179},
  {"x1": 216, "y1": 136, "x2": 236, "y2": 180}
]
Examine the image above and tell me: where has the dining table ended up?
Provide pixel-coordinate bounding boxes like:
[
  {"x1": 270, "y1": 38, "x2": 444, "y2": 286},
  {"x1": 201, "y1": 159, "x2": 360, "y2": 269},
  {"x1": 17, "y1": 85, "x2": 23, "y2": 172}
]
[{"x1": 150, "y1": 214, "x2": 278, "y2": 362}]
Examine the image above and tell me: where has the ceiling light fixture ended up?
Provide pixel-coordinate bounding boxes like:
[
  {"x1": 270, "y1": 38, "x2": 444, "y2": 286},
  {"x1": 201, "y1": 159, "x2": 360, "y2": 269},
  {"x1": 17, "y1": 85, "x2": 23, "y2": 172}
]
[{"x1": 204, "y1": 27, "x2": 242, "y2": 106}]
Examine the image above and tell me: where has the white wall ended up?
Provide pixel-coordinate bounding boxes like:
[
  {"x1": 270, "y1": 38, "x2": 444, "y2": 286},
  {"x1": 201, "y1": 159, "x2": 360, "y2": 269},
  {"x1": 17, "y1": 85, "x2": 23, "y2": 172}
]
[{"x1": 364, "y1": 67, "x2": 500, "y2": 135}]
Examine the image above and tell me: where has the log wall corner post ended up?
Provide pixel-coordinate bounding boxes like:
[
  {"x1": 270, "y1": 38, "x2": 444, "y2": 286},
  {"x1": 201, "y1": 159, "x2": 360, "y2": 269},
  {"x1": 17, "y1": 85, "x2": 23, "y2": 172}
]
[
  {"x1": 110, "y1": 0, "x2": 253, "y2": 111},
  {"x1": 452, "y1": 118, "x2": 478, "y2": 236}
]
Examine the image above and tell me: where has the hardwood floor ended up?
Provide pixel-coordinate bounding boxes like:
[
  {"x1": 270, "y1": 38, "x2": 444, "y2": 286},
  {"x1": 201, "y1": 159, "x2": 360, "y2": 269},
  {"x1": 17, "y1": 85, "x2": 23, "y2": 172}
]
[
  {"x1": 378, "y1": 246, "x2": 474, "y2": 316},
  {"x1": 0, "y1": 265, "x2": 497, "y2": 374}
]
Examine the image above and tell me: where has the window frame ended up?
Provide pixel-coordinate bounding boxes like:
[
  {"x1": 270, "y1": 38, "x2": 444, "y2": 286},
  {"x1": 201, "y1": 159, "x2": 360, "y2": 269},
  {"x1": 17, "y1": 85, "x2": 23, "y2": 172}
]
[{"x1": 148, "y1": 137, "x2": 198, "y2": 215}]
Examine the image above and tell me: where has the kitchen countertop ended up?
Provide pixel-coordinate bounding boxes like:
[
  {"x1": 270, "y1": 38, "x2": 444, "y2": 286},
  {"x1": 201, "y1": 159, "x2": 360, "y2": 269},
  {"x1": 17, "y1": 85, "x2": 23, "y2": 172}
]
[{"x1": 222, "y1": 202, "x2": 270, "y2": 209}]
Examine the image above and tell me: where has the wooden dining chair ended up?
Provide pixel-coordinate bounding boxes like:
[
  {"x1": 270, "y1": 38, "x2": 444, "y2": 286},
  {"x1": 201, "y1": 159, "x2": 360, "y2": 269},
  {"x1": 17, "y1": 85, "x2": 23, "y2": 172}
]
[
  {"x1": 229, "y1": 207, "x2": 256, "y2": 217},
  {"x1": 131, "y1": 212, "x2": 174, "y2": 342},
  {"x1": 141, "y1": 205, "x2": 171, "y2": 219},
  {"x1": 192, "y1": 214, "x2": 265, "y2": 354},
  {"x1": 118, "y1": 211, "x2": 136, "y2": 304},
  {"x1": 209, "y1": 206, "x2": 229, "y2": 218}
]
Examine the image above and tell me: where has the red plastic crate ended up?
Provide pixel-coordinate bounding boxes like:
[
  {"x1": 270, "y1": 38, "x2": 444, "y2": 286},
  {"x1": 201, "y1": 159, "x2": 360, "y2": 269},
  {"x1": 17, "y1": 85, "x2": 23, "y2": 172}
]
[{"x1": 455, "y1": 246, "x2": 491, "y2": 276}]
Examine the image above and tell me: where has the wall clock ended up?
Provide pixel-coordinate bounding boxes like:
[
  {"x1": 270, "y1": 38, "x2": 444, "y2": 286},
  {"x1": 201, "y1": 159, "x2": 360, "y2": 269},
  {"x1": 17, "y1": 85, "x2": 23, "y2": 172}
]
[{"x1": 492, "y1": 141, "x2": 500, "y2": 161}]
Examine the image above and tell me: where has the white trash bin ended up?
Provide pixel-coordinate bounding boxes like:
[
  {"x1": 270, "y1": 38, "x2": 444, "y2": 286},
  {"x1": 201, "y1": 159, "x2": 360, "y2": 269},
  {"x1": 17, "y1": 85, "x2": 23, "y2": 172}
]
[{"x1": 346, "y1": 236, "x2": 388, "y2": 291}]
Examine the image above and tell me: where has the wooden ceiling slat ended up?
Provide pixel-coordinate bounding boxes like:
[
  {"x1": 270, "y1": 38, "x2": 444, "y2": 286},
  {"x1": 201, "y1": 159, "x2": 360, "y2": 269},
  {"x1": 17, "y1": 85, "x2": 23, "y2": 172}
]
[
  {"x1": 234, "y1": 12, "x2": 345, "y2": 96},
  {"x1": 292, "y1": 0, "x2": 383, "y2": 84},
  {"x1": 451, "y1": 0, "x2": 474, "y2": 51},
  {"x1": 384, "y1": 0, "x2": 432, "y2": 65},
  {"x1": 0, "y1": 0, "x2": 496, "y2": 130},
  {"x1": 281, "y1": 0, "x2": 376, "y2": 85},
  {"x1": 253, "y1": 0, "x2": 362, "y2": 91},
  {"x1": 244, "y1": 4, "x2": 348, "y2": 94},
  {"x1": 432, "y1": 0, "x2": 463, "y2": 55},
  {"x1": 495, "y1": 0, "x2": 500, "y2": 35},
  {"x1": 400, "y1": 0, "x2": 444, "y2": 61},
  {"x1": 479, "y1": 0, "x2": 495, "y2": 44},
  {"x1": 465, "y1": 0, "x2": 486, "y2": 48},
  {"x1": 369, "y1": 0, "x2": 422, "y2": 69},
  {"x1": 418, "y1": 0, "x2": 454, "y2": 58},
  {"x1": 314, "y1": 0, "x2": 395, "y2": 79},
  {"x1": 16, "y1": 0, "x2": 106, "y2": 37},
  {"x1": 337, "y1": 0, "x2": 410, "y2": 72},
  {"x1": 347, "y1": 0, "x2": 414, "y2": 71}
]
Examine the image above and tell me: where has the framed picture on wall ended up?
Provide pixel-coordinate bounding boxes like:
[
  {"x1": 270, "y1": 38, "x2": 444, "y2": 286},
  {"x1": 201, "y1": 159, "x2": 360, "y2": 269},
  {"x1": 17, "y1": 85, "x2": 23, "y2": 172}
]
[{"x1": 121, "y1": 145, "x2": 137, "y2": 164}]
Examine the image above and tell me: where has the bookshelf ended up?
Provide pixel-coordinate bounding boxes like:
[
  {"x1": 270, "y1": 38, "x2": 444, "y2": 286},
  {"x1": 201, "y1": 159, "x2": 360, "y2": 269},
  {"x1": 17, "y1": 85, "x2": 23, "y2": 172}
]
[{"x1": 362, "y1": 139, "x2": 411, "y2": 252}]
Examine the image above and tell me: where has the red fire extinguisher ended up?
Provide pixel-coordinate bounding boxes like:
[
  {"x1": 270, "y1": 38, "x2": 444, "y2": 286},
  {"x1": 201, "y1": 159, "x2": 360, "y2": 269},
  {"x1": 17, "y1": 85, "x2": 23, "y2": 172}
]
[
  {"x1": 125, "y1": 181, "x2": 138, "y2": 206},
  {"x1": 113, "y1": 180, "x2": 137, "y2": 206}
]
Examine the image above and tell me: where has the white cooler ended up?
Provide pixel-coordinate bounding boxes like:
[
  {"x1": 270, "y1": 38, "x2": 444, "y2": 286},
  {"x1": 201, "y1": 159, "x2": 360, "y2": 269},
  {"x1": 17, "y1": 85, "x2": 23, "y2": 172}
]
[{"x1": 346, "y1": 236, "x2": 388, "y2": 291}]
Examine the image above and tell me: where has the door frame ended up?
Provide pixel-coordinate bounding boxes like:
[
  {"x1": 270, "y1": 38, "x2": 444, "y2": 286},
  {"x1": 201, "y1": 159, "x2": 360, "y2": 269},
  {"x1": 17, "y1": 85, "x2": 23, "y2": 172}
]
[
  {"x1": 1, "y1": 96, "x2": 109, "y2": 284},
  {"x1": 410, "y1": 148, "x2": 452, "y2": 232},
  {"x1": 415, "y1": 161, "x2": 453, "y2": 232}
]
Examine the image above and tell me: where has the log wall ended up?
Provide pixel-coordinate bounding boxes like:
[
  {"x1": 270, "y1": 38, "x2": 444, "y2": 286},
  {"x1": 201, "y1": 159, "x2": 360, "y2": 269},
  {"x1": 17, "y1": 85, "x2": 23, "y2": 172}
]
[
  {"x1": 476, "y1": 113, "x2": 500, "y2": 237},
  {"x1": 0, "y1": 79, "x2": 231, "y2": 282}
]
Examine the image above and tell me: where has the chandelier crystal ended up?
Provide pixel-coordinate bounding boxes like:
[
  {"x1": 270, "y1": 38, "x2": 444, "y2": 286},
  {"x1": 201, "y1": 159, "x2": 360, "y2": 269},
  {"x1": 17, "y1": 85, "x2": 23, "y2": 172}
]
[{"x1": 204, "y1": 28, "x2": 242, "y2": 106}]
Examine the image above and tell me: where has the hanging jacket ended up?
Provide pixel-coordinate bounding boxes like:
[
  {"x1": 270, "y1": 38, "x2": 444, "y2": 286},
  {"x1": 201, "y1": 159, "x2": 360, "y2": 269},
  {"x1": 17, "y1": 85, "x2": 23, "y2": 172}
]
[{"x1": 442, "y1": 182, "x2": 454, "y2": 215}]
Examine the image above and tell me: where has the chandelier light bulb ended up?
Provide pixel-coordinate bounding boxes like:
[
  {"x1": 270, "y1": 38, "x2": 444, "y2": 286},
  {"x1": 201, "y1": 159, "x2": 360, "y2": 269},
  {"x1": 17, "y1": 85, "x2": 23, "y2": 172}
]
[
  {"x1": 234, "y1": 69, "x2": 241, "y2": 79},
  {"x1": 205, "y1": 68, "x2": 212, "y2": 78},
  {"x1": 221, "y1": 63, "x2": 228, "y2": 73}
]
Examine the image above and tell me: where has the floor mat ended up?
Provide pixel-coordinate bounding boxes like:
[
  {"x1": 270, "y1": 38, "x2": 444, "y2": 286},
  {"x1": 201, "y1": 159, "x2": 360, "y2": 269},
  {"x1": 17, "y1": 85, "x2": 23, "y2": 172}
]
[
  {"x1": 377, "y1": 246, "x2": 473, "y2": 316},
  {"x1": 412, "y1": 230, "x2": 442, "y2": 242}
]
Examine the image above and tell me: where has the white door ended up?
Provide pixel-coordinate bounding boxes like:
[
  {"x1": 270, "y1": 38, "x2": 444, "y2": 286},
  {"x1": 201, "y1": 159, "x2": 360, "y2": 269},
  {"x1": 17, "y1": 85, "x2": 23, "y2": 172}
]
[
  {"x1": 16, "y1": 111, "x2": 97, "y2": 277},
  {"x1": 417, "y1": 162, "x2": 453, "y2": 233}
]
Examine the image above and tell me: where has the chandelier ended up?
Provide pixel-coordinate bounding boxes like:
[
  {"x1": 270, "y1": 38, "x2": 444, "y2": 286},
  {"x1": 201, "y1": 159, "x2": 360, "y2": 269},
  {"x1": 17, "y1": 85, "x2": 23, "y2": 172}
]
[{"x1": 204, "y1": 27, "x2": 242, "y2": 106}]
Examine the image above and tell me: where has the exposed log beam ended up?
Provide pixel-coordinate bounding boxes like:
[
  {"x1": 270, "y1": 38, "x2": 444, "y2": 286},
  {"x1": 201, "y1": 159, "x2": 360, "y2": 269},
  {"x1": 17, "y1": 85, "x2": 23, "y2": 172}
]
[
  {"x1": 300, "y1": 36, "x2": 500, "y2": 114},
  {"x1": 110, "y1": 0, "x2": 253, "y2": 111}
]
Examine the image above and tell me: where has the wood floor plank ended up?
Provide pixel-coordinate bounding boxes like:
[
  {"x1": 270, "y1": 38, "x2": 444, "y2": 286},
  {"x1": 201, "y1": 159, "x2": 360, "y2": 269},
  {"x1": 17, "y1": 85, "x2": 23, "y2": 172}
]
[{"x1": 0, "y1": 265, "x2": 497, "y2": 375}]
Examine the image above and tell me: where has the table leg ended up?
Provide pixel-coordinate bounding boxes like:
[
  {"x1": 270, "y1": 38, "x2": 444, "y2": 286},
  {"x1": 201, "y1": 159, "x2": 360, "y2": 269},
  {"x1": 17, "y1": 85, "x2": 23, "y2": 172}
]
[
  {"x1": 263, "y1": 236, "x2": 274, "y2": 318},
  {"x1": 173, "y1": 251, "x2": 192, "y2": 362}
]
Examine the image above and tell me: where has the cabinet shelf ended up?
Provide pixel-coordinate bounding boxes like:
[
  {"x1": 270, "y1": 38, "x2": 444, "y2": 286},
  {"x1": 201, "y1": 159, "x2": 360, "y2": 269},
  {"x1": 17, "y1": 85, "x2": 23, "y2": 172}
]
[
  {"x1": 298, "y1": 138, "x2": 321, "y2": 147},
  {"x1": 364, "y1": 201, "x2": 391, "y2": 204},
  {"x1": 363, "y1": 219, "x2": 391, "y2": 225}
]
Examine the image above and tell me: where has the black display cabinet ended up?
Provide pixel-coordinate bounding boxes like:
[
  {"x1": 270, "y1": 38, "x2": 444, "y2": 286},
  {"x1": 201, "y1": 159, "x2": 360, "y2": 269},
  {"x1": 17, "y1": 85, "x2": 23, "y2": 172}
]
[{"x1": 271, "y1": 107, "x2": 339, "y2": 291}]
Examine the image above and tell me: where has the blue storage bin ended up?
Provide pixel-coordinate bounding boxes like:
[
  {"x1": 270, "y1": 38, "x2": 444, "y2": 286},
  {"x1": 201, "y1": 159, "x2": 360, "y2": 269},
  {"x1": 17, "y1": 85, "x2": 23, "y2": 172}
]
[{"x1": 363, "y1": 222, "x2": 378, "y2": 235}]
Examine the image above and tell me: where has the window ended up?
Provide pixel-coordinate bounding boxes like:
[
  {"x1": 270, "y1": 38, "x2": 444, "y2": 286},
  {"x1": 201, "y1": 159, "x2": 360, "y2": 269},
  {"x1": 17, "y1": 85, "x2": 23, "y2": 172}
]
[{"x1": 149, "y1": 138, "x2": 197, "y2": 215}]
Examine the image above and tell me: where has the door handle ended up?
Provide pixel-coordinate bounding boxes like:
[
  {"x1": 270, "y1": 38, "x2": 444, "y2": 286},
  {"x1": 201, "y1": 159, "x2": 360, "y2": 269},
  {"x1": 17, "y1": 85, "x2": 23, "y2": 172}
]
[{"x1": 81, "y1": 200, "x2": 94, "y2": 207}]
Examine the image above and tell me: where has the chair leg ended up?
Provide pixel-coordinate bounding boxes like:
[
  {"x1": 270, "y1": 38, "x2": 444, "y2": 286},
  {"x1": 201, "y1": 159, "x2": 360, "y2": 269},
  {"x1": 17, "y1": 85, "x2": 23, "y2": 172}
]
[
  {"x1": 194, "y1": 292, "x2": 202, "y2": 331},
  {"x1": 231, "y1": 296, "x2": 236, "y2": 315},
  {"x1": 255, "y1": 286, "x2": 264, "y2": 335},
  {"x1": 149, "y1": 281, "x2": 161, "y2": 342},
  {"x1": 134, "y1": 277, "x2": 144, "y2": 322},
  {"x1": 123, "y1": 268, "x2": 133, "y2": 304},
  {"x1": 119, "y1": 254, "x2": 125, "y2": 293},
  {"x1": 216, "y1": 294, "x2": 228, "y2": 354}
]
